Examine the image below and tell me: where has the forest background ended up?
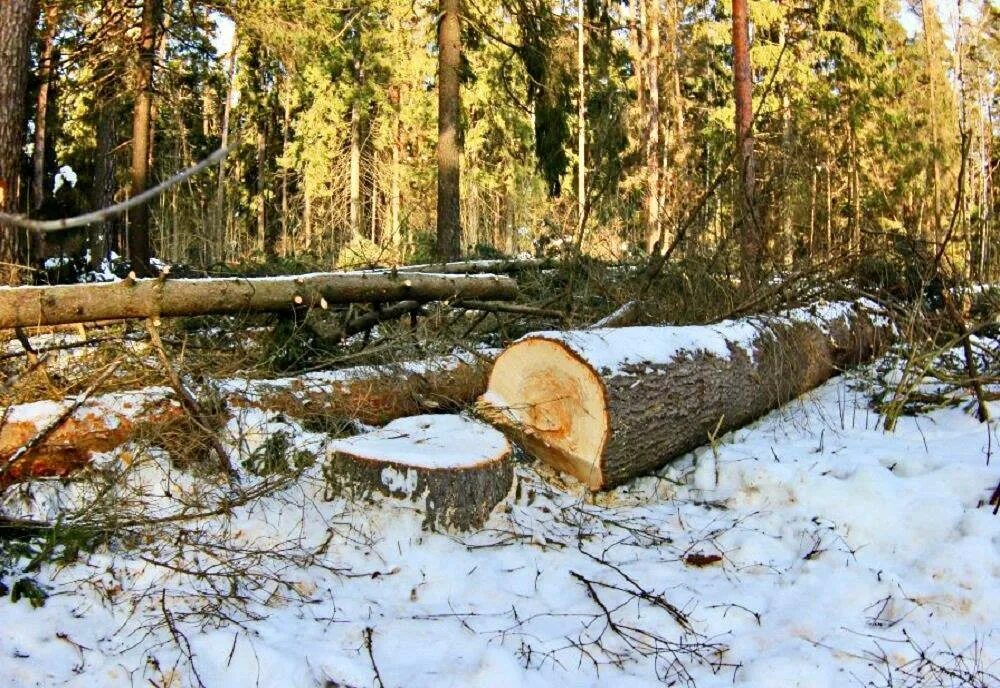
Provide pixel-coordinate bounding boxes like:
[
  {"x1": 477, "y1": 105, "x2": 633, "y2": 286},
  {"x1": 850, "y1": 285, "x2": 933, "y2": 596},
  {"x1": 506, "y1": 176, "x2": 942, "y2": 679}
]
[{"x1": 0, "y1": 0, "x2": 996, "y2": 285}]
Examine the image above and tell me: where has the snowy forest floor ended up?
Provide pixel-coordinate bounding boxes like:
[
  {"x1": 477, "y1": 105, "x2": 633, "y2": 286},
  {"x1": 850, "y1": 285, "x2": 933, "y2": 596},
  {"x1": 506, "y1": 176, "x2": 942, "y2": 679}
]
[{"x1": 0, "y1": 354, "x2": 997, "y2": 688}]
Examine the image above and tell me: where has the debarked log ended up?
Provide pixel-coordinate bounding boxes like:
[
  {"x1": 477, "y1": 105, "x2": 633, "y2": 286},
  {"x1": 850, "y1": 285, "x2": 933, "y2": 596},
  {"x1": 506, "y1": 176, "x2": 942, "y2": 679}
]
[
  {"x1": 0, "y1": 390, "x2": 183, "y2": 489},
  {"x1": 477, "y1": 300, "x2": 893, "y2": 491},
  {"x1": 0, "y1": 271, "x2": 517, "y2": 329},
  {"x1": 325, "y1": 414, "x2": 513, "y2": 532}
]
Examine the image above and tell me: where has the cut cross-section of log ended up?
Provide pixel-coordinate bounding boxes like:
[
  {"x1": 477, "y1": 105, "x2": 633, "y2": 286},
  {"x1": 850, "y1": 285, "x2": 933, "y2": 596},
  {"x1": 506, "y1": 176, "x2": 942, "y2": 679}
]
[
  {"x1": 478, "y1": 300, "x2": 893, "y2": 491},
  {"x1": 326, "y1": 414, "x2": 513, "y2": 532}
]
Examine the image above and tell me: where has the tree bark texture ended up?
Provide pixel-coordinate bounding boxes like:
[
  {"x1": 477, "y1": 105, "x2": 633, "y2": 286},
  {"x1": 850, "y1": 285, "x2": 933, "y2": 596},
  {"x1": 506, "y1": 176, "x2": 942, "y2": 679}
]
[
  {"x1": 479, "y1": 301, "x2": 893, "y2": 490},
  {"x1": 129, "y1": 0, "x2": 161, "y2": 276},
  {"x1": 0, "y1": 0, "x2": 37, "y2": 283},
  {"x1": 326, "y1": 415, "x2": 512, "y2": 531},
  {"x1": 436, "y1": 0, "x2": 462, "y2": 260},
  {"x1": 0, "y1": 271, "x2": 517, "y2": 329}
]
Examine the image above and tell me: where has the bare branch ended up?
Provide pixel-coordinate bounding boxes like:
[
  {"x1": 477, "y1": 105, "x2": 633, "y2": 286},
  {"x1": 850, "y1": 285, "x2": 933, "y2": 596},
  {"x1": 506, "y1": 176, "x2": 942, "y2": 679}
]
[{"x1": 0, "y1": 147, "x2": 233, "y2": 234}]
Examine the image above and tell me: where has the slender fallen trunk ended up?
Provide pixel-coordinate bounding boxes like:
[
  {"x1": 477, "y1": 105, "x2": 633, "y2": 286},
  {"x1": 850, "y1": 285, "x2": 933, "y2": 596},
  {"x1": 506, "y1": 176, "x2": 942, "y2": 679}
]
[
  {"x1": 0, "y1": 271, "x2": 517, "y2": 329},
  {"x1": 478, "y1": 301, "x2": 893, "y2": 490},
  {"x1": 0, "y1": 353, "x2": 493, "y2": 488}
]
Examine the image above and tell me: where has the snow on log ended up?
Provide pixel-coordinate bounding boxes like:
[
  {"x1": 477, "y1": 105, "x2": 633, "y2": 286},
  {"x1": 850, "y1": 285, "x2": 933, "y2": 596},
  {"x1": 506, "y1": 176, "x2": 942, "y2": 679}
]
[
  {"x1": 478, "y1": 300, "x2": 893, "y2": 491},
  {"x1": 226, "y1": 352, "x2": 493, "y2": 426},
  {"x1": 0, "y1": 271, "x2": 517, "y2": 329},
  {"x1": 0, "y1": 390, "x2": 182, "y2": 489},
  {"x1": 325, "y1": 415, "x2": 513, "y2": 532}
]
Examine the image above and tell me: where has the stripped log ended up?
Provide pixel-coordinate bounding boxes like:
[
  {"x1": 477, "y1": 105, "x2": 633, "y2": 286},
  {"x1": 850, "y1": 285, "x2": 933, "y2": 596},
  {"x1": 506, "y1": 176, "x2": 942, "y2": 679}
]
[
  {"x1": 326, "y1": 415, "x2": 512, "y2": 531},
  {"x1": 0, "y1": 390, "x2": 183, "y2": 489},
  {"x1": 0, "y1": 271, "x2": 517, "y2": 329},
  {"x1": 0, "y1": 354, "x2": 493, "y2": 488},
  {"x1": 478, "y1": 300, "x2": 893, "y2": 491}
]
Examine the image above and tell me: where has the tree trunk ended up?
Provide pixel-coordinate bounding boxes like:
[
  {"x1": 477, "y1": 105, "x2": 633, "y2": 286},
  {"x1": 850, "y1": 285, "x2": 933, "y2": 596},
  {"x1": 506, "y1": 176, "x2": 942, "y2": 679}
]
[
  {"x1": 643, "y1": 0, "x2": 662, "y2": 252},
  {"x1": 91, "y1": 56, "x2": 120, "y2": 269},
  {"x1": 215, "y1": 38, "x2": 238, "y2": 263},
  {"x1": 732, "y1": 0, "x2": 758, "y2": 279},
  {"x1": 30, "y1": 2, "x2": 59, "y2": 213},
  {"x1": 0, "y1": 0, "x2": 37, "y2": 284},
  {"x1": 0, "y1": 391, "x2": 184, "y2": 490},
  {"x1": 479, "y1": 301, "x2": 892, "y2": 490},
  {"x1": 129, "y1": 0, "x2": 161, "y2": 276},
  {"x1": 389, "y1": 85, "x2": 402, "y2": 252},
  {"x1": 0, "y1": 271, "x2": 518, "y2": 329},
  {"x1": 327, "y1": 415, "x2": 512, "y2": 531},
  {"x1": 576, "y1": 0, "x2": 586, "y2": 247},
  {"x1": 349, "y1": 101, "x2": 362, "y2": 240},
  {"x1": 435, "y1": 0, "x2": 462, "y2": 260}
]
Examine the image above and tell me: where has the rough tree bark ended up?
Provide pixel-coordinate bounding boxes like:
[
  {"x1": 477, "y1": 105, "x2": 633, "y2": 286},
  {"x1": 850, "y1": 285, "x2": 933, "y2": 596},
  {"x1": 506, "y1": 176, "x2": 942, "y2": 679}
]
[
  {"x1": 91, "y1": 56, "x2": 120, "y2": 269},
  {"x1": 478, "y1": 301, "x2": 893, "y2": 491},
  {"x1": 0, "y1": 271, "x2": 517, "y2": 329},
  {"x1": 326, "y1": 415, "x2": 512, "y2": 531},
  {"x1": 436, "y1": 0, "x2": 462, "y2": 260},
  {"x1": 129, "y1": 0, "x2": 161, "y2": 276},
  {"x1": 0, "y1": 0, "x2": 37, "y2": 284}
]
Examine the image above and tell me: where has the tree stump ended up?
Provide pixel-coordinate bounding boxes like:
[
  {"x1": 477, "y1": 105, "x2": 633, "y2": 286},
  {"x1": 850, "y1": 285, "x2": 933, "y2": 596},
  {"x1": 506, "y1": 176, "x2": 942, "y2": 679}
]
[
  {"x1": 478, "y1": 300, "x2": 893, "y2": 491},
  {"x1": 326, "y1": 414, "x2": 513, "y2": 532}
]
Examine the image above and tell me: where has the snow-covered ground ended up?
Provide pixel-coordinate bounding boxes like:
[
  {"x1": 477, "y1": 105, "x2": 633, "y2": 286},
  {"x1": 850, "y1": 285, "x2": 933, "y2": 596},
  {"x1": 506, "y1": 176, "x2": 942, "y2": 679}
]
[{"x1": 0, "y1": 364, "x2": 997, "y2": 687}]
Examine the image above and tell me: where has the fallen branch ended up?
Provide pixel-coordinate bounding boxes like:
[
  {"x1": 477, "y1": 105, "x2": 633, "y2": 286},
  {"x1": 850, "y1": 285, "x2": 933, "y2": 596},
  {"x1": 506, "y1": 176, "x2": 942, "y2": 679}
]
[
  {"x1": 146, "y1": 320, "x2": 236, "y2": 480},
  {"x1": 454, "y1": 300, "x2": 566, "y2": 321},
  {"x1": 0, "y1": 147, "x2": 232, "y2": 233}
]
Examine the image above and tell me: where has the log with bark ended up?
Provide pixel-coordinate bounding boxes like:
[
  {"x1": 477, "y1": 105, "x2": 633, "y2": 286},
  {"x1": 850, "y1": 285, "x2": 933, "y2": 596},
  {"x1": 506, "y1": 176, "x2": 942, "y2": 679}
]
[
  {"x1": 477, "y1": 300, "x2": 893, "y2": 491},
  {"x1": 0, "y1": 271, "x2": 517, "y2": 329},
  {"x1": 0, "y1": 354, "x2": 492, "y2": 488},
  {"x1": 325, "y1": 414, "x2": 513, "y2": 532}
]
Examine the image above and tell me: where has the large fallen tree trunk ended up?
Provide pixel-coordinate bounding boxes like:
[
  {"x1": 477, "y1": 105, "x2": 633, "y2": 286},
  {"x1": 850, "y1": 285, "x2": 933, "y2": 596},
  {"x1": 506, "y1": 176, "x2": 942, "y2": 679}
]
[
  {"x1": 0, "y1": 354, "x2": 492, "y2": 488},
  {"x1": 478, "y1": 301, "x2": 893, "y2": 491},
  {"x1": 0, "y1": 271, "x2": 517, "y2": 329}
]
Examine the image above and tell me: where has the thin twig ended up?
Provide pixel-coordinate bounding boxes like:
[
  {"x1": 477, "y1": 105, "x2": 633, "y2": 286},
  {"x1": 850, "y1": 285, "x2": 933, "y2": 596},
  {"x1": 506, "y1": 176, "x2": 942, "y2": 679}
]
[
  {"x1": 364, "y1": 627, "x2": 386, "y2": 688},
  {"x1": 145, "y1": 319, "x2": 236, "y2": 481}
]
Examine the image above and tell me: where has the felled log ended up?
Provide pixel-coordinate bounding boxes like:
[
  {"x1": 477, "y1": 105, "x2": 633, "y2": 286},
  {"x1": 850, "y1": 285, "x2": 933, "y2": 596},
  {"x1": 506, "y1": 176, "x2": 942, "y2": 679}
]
[
  {"x1": 0, "y1": 390, "x2": 183, "y2": 489},
  {"x1": 230, "y1": 352, "x2": 493, "y2": 426},
  {"x1": 395, "y1": 258, "x2": 552, "y2": 275},
  {"x1": 0, "y1": 271, "x2": 517, "y2": 329},
  {"x1": 0, "y1": 354, "x2": 493, "y2": 488},
  {"x1": 325, "y1": 415, "x2": 512, "y2": 531},
  {"x1": 478, "y1": 300, "x2": 893, "y2": 491}
]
